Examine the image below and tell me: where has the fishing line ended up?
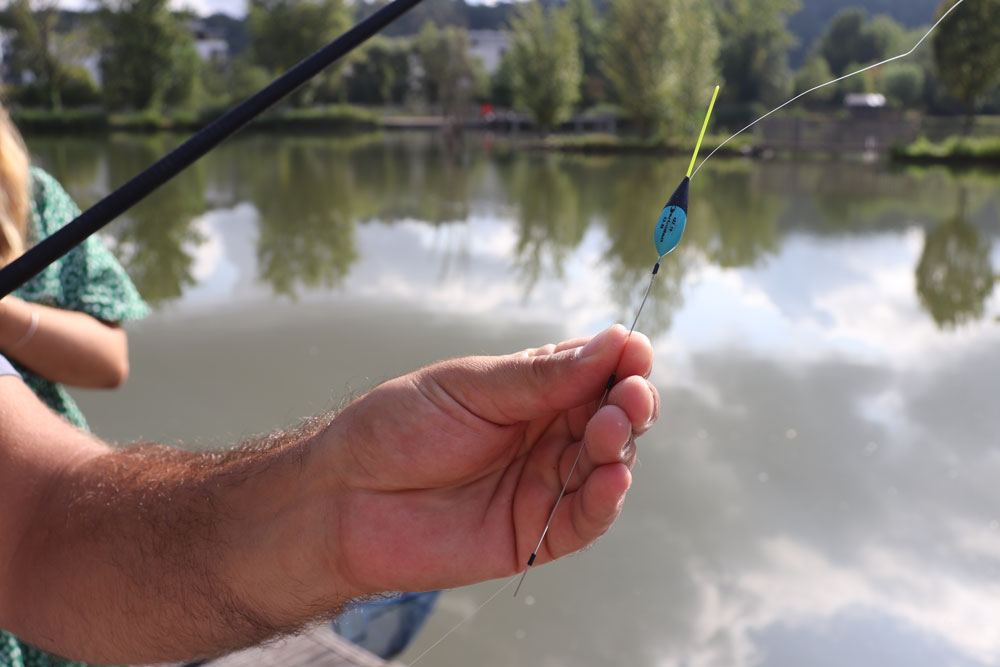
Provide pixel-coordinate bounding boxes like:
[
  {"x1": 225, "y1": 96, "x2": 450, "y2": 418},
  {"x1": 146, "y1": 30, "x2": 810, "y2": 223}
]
[
  {"x1": 406, "y1": 576, "x2": 517, "y2": 666},
  {"x1": 512, "y1": 266, "x2": 658, "y2": 602},
  {"x1": 690, "y1": 0, "x2": 969, "y2": 179},
  {"x1": 0, "y1": 0, "x2": 426, "y2": 298},
  {"x1": 514, "y1": 85, "x2": 720, "y2": 597},
  {"x1": 412, "y1": 85, "x2": 722, "y2": 664}
]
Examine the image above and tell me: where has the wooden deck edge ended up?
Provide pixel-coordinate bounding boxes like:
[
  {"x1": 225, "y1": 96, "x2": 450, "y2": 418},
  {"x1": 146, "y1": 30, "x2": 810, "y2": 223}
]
[{"x1": 151, "y1": 625, "x2": 396, "y2": 667}]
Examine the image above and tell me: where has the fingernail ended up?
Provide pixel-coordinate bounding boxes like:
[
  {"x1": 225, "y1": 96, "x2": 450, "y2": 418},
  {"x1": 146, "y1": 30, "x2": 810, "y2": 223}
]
[
  {"x1": 645, "y1": 379, "x2": 660, "y2": 427},
  {"x1": 621, "y1": 435, "x2": 635, "y2": 459},
  {"x1": 578, "y1": 326, "x2": 617, "y2": 359}
]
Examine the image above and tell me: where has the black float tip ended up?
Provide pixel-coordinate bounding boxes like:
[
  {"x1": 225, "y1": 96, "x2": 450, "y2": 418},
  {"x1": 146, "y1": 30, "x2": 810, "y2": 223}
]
[{"x1": 666, "y1": 176, "x2": 690, "y2": 214}]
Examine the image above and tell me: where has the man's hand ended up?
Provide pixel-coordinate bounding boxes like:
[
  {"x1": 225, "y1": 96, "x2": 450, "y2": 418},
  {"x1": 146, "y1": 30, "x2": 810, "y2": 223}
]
[
  {"x1": 326, "y1": 324, "x2": 659, "y2": 596},
  {"x1": 0, "y1": 326, "x2": 657, "y2": 663}
]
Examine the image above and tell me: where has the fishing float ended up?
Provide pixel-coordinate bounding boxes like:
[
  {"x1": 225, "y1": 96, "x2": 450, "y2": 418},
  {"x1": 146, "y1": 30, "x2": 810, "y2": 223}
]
[{"x1": 514, "y1": 84, "x2": 721, "y2": 598}]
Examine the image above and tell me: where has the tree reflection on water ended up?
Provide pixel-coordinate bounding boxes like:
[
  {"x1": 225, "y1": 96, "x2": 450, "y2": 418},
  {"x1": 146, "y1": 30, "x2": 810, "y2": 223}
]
[
  {"x1": 916, "y1": 188, "x2": 996, "y2": 328},
  {"x1": 24, "y1": 132, "x2": 1000, "y2": 332},
  {"x1": 104, "y1": 135, "x2": 208, "y2": 306}
]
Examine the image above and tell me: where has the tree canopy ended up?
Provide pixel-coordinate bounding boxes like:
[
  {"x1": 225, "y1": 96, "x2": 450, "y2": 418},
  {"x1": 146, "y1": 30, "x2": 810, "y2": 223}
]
[
  {"x1": 415, "y1": 22, "x2": 485, "y2": 117},
  {"x1": 507, "y1": 2, "x2": 581, "y2": 130},
  {"x1": 602, "y1": 0, "x2": 719, "y2": 137},
  {"x1": 247, "y1": 0, "x2": 350, "y2": 105},
  {"x1": 817, "y1": 8, "x2": 903, "y2": 76},
  {"x1": 712, "y1": 0, "x2": 800, "y2": 107},
  {"x1": 98, "y1": 0, "x2": 199, "y2": 110},
  {"x1": 932, "y1": 0, "x2": 1000, "y2": 115}
]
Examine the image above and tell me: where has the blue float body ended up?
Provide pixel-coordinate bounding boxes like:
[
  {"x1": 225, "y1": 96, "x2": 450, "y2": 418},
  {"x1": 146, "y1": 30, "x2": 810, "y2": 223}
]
[{"x1": 654, "y1": 176, "x2": 690, "y2": 257}]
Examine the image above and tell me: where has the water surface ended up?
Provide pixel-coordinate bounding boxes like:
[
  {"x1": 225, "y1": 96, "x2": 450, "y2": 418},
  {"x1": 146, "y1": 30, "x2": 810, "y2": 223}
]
[{"x1": 27, "y1": 132, "x2": 1000, "y2": 667}]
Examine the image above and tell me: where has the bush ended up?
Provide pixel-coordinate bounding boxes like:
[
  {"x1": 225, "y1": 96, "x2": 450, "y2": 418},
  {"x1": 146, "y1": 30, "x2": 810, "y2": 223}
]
[
  {"x1": 59, "y1": 66, "x2": 102, "y2": 108},
  {"x1": 892, "y1": 135, "x2": 1000, "y2": 164},
  {"x1": 252, "y1": 104, "x2": 381, "y2": 131},
  {"x1": 109, "y1": 109, "x2": 169, "y2": 131},
  {"x1": 880, "y1": 63, "x2": 924, "y2": 110},
  {"x1": 10, "y1": 108, "x2": 110, "y2": 133},
  {"x1": 7, "y1": 84, "x2": 48, "y2": 108}
]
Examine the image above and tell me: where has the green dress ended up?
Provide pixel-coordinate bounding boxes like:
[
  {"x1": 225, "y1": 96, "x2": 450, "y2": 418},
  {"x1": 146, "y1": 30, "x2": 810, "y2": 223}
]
[
  {"x1": 1, "y1": 168, "x2": 149, "y2": 667},
  {"x1": 10, "y1": 167, "x2": 149, "y2": 430}
]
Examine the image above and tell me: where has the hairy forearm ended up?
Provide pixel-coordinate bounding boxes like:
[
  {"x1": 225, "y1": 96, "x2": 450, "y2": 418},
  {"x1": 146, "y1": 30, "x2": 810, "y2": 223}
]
[
  {"x1": 0, "y1": 296, "x2": 129, "y2": 388},
  {"x1": 3, "y1": 404, "x2": 352, "y2": 664}
]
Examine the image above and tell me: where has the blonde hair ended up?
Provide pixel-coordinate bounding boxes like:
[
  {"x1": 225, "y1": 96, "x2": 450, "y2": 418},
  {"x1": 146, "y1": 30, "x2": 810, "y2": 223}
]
[{"x1": 0, "y1": 105, "x2": 30, "y2": 267}]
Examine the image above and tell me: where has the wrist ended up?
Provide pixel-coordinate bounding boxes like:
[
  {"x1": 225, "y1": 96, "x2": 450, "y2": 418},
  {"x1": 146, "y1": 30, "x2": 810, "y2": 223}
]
[
  {"x1": 0, "y1": 297, "x2": 32, "y2": 349},
  {"x1": 220, "y1": 416, "x2": 360, "y2": 624}
]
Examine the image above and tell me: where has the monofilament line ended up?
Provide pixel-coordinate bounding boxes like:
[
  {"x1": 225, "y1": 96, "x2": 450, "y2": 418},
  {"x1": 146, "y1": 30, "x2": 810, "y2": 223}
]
[
  {"x1": 690, "y1": 0, "x2": 970, "y2": 179},
  {"x1": 406, "y1": 576, "x2": 517, "y2": 666},
  {"x1": 513, "y1": 261, "x2": 661, "y2": 598}
]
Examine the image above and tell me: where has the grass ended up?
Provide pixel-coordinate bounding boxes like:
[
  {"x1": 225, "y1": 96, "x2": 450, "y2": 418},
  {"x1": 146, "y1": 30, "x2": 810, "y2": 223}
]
[
  {"x1": 12, "y1": 108, "x2": 110, "y2": 133},
  {"x1": 13, "y1": 104, "x2": 383, "y2": 134},
  {"x1": 249, "y1": 104, "x2": 381, "y2": 131},
  {"x1": 525, "y1": 131, "x2": 753, "y2": 157}
]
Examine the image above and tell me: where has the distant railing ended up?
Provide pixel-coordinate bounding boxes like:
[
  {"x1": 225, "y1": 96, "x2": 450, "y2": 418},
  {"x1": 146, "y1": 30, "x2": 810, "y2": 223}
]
[
  {"x1": 753, "y1": 113, "x2": 1000, "y2": 154},
  {"x1": 753, "y1": 114, "x2": 922, "y2": 154}
]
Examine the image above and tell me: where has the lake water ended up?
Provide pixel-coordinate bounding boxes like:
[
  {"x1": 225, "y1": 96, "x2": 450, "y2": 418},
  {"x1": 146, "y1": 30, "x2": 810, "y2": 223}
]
[{"x1": 26, "y1": 131, "x2": 1000, "y2": 666}]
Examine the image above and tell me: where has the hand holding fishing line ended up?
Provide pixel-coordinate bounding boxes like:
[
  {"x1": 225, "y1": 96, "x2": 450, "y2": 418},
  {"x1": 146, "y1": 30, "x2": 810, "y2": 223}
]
[
  {"x1": 0, "y1": 323, "x2": 654, "y2": 665},
  {"x1": 513, "y1": 85, "x2": 721, "y2": 597},
  {"x1": 329, "y1": 324, "x2": 657, "y2": 596}
]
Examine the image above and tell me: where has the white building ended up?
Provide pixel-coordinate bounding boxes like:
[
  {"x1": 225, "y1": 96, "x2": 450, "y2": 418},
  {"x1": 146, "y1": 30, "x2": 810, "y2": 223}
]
[
  {"x1": 190, "y1": 20, "x2": 229, "y2": 64},
  {"x1": 467, "y1": 29, "x2": 508, "y2": 74}
]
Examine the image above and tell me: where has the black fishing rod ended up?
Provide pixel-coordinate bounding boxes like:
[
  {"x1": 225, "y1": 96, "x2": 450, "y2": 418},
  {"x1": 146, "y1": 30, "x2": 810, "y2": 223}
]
[{"x1": 0, "y1": 0, "x2": 425, "y2": 298}]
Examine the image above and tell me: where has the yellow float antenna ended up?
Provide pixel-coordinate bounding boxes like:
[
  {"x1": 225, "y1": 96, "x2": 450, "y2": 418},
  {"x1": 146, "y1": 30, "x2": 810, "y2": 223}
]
[{"x1": 687, "y1": 85, "x2": 720, "y2": 178}]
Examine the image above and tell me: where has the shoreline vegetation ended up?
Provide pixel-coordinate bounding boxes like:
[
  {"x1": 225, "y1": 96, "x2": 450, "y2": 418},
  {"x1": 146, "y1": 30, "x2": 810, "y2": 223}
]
[
  {"x1": 13, "y1": 105, "x2": 1000, "y2": 167},
  {"x1": 890, "y1": 135, "x2": 1000, "y2": 166},
  {"x1": 11, "y1": 104, "x2": 383, "y2": 133}
]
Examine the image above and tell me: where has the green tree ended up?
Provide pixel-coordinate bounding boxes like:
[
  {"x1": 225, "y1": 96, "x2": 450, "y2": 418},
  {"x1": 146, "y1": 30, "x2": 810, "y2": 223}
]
[
  {"x1": 507, "y1": 2, "x2": 581, "y2": 131},
  {"x1": 415, "y1": 22, "x2": 484, "y2": 118},
  {"x1": 163, "y1": 27, "x2": 203, "y2": 108},
  {"x1": 225, "y1": 56, "x2": 273, "y2": 105},
  {"x1": 880, "y1": 62, "x2": 924, "y2": 109},
  {"x1": 565, "y1": 0, "x2": 605, "y2": 106},
  {"x1": 663, "y1": 0, "x2": 720, "y2": 136},
  {"x1": 0, "y1": 0, "x2": 69, "y2": 108},
  {"x1": 343, "y1": 36, "x2": 412, "y2": 105},
  {"x1": 817, "y1": 8, "x2": 904, "y2": 77},
  {"x1": 817, "y1": 8, "x2": 866, "y2": 76},
  {"x1": 865, "y1": 14, "x2": 907, "y2": 59},
  {"x1": 932, "y1": 0, "x2": 1000, "y2": 127},
  {"x1": 602, "y1": 0, "x2": 719, "y2": 137},
  {"x1": 247, "y1": 0, "x2": 350, "y2": 106},
  {"x1": 99, "y1": 0, "x2": 200, "y2": 110},
  {"x1": 712, "y1": 0, "x2": 800, "y2": 107},
  {"x1": 793, "y1": 56, "x2": 837, "y2": 105},
  {"x1": 490, "y1": 52, "x2": 515, "y2": 108},
  {"x1": 602, "y1": 0, "x2": 670, "y2": 134}
]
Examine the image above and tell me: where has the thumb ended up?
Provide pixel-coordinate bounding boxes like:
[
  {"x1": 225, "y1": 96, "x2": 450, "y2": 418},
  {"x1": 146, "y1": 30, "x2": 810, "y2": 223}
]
[{"x1": 433, "y1": 325, "x2": 644, "y2": 424}]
